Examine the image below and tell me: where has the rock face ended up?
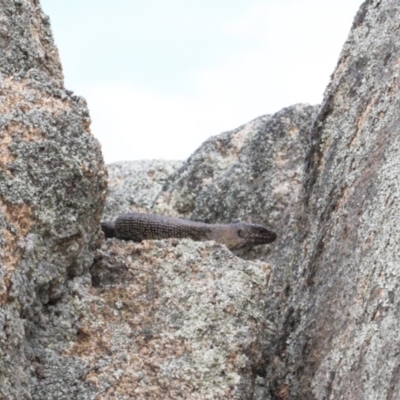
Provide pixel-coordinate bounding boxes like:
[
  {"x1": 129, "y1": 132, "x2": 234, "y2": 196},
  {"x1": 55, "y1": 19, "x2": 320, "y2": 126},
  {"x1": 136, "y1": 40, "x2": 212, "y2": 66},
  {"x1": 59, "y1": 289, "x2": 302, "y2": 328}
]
[
  {"x1": 103, "y1": 160, "x2": 182, "y2": 221},
  {"x1": 0, "y1": 1, "x2": 107, "y2": 398},
  {"x1": 153, "y1": 115, "x2": 271, "y2": 219},
  {"x1": 99, "y1": 106, "x2": 317, "y2": 399},
  {"x1": 154, "y1": 105, "x2": 317, "y2": 266},
  {"x1": 3, "y1": 0, "x2": 400, "y2": 399},
  {"x1": 86, "y1": 239, "x2": 271, "y2": 399},
  {"x1": 102, "y1": 0, "x2": 400, "y2": 398},
  {"x1": 265, "y1": 0, "x2": 400, "y2": 398}
]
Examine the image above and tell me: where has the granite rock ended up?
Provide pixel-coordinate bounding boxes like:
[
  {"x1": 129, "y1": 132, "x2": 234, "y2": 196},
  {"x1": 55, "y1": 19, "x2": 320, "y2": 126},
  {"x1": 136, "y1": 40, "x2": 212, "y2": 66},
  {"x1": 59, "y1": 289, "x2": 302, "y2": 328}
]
[
  {"x1": 4, "y1": 0, "x2": 400, "y2": 399},
  {"x1": 265, "y1": 0, "x2": 400, "y2": 398},
  {"x1": 152, "y1": 105, "x2": 317, "y2": 273},
  {"x1": 102, "y1": 0, "x2": 400, "y2": 398},
  {"x1": 0, "y1": 0, "x2": 107, "y2": 398},
  {"x1": 154, "y1": 115, "x2": 270, "y2": 218},
  {"x1": 102, "y1": 160, "x2": 182, "y2": 222},
  {"x1": 82, "y1": 239, "x2": 271, "y2": 399}
]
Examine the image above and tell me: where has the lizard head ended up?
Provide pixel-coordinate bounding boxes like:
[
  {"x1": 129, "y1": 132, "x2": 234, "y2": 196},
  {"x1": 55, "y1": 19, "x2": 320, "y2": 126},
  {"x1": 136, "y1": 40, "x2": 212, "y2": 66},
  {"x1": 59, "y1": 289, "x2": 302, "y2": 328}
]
[{"x1": 228, "y1": 222, "x2": 277, "y2": 249}]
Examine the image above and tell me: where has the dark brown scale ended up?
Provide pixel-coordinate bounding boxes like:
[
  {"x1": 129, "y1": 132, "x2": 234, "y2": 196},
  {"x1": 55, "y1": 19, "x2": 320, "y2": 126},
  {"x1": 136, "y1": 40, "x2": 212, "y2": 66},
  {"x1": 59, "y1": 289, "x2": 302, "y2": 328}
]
[
  {"x1": 115, "y1": 213, "x2": 212, "y2": 242},
  {"x1": 101, "y1": 212, "x2": 277, "y2": 250}
]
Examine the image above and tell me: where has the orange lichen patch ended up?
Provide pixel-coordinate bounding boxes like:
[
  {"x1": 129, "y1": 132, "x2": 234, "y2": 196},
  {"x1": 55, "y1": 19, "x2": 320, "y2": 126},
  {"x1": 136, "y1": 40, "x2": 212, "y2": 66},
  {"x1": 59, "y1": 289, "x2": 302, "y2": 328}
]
[
  {"x1": 0, "y1": 130, "x2": 15, "y2": 172},
  {"x1": 0, "y1": 79, "x2": 36, "y2": 115},
  {"x1": 349, "y1": 95, "x2": 379, "y2": 148},
  {"x1": 1, "y1": 202, "x2": 33, "y2": 272},
  {"x1": 386, "y1": 77, "x2": 399, "y2": 95},
  {"x1": 0, "y1": 202, "x2": 33, "y2": 304},
  {"x1": 72, "y1": 259, "x2": 172, "y2": 392},
  {"x1": 392, "y1": 57, "x2": 400, "y2": 69},
  {"x1": 0, "y1": 77, "x2": 70, "y2": 115},
  {"x1": 22, "y1": 125, "x2": 43, "y2": 142},
  {"x1": 213, "y1": 122, "x2": 253, "y2": 161},
  {"x1": 93, "y1": 335, "x2": 199, "y2": 400},
  {"x1": 107, "y1": 176, "x2": 123, "y2": 188},
  {"x1": 361, "y1": 233, "x2": 376, "y2": 252},
  {"x1": 65, "y1": 319, "x2": 113, "y2": 359},
  {"x1": 355, "y1": 278, "x2": 370, "y2": 307},
  {"x1": 128, "y1": 204, "x2": 152, "y2": 214},
  {"x1": 27, "y1": 8, "x2": 62, "y2": 62},
  {"x1": 66, "y1": 279, "x2": 195, "y2": 398},
  {"x1": 2, "y1": 202, "x2": 33, "y2": 236},
  {"x1": 2, "y1": 229, "x2": 19, "y2": 271},
  {"x1": 83, "y1": 162, "x2": 107, "y2": 190}
]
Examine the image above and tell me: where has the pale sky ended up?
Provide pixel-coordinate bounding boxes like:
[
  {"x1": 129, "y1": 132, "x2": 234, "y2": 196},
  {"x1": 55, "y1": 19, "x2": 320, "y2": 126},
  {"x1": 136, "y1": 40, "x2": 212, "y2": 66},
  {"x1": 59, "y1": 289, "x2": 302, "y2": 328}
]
[{"x1": 40, "y1": 0, "x2": 364, "y2": 163}]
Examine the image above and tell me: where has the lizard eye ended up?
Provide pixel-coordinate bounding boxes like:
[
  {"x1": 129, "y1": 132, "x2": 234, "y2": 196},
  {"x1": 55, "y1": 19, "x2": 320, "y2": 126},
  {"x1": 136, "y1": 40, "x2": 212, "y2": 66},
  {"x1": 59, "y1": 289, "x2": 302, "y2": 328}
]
[{"x1": 238, "y1": 229, "x2": 245, "y2": 238}]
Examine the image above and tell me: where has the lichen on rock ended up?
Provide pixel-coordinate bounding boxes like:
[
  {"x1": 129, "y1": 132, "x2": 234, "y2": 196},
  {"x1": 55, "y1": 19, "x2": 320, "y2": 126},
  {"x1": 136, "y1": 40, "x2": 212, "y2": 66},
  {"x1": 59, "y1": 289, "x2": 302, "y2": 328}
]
[
  {"x1": 0, "y1": 1, "x2": 107, "y2": 398},
  {"x1": 83, "y1": 239, "x2": 272, "y2": 399},
  {"x1": 4, "y1": 0, "x2": 400, "y2": 398},
  {"x1": 103, "y1": 160, "x2": 182, "y2": 222},
  {"x1": 265, "y1": 1, "x2": 400, "y2": 398}
]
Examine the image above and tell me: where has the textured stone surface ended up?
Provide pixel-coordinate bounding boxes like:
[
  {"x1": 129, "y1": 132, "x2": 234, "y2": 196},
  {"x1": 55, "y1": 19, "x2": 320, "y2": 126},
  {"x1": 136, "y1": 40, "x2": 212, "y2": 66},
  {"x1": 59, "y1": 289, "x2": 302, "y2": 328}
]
[
  {"x1": 154, "y1": 115, "x2": 270, "y2": 218},
  {"x1": 103, "y1": 160, "x2": 182, "y2": 221},
  {"x1": 0, "y1": 0, "x2": 107, "y2": 398},
  {"x1": 101, "y1": 0, "x2": 400, "y2": 397},
  {"x1": 4, "y1": 0, "x2": 400, "y2": 398},
  {"x1": 265, "y1": 1, "x2": 400, "y2": 398},
  {"x1": 154, "y1": 105, "x2": 317, "y2": 264},
  {"x1": 81, "y1": 239, "x2": 271, "y2": 399},
  {"x1": 153, "y1": 105, "x2": 318, "y2": 373},
  {"x1": 100, "y1": 105, "x2": 316, "y2": 400}
]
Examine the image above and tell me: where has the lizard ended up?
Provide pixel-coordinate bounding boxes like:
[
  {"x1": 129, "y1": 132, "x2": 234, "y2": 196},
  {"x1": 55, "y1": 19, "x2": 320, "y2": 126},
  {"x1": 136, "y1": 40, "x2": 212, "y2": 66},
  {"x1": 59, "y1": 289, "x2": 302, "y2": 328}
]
[{"x1": 101, "y1": 212, "x2": 277, "y2": 250}]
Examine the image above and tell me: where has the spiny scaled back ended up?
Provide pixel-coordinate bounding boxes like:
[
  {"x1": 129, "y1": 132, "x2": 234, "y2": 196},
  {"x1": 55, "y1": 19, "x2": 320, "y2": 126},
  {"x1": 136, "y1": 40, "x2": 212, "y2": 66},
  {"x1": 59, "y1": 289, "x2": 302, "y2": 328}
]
[{"x1": 102, "y1": 212, "x2": 277, "y2": 250}]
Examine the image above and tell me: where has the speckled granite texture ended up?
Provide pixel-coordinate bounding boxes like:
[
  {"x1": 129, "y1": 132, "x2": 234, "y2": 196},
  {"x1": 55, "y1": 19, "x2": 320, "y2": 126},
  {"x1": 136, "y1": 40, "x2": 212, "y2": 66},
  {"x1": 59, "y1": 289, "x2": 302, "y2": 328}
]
[
  {"x1": 102, "y1": 160, "x2": 182, "y2": 221},
  {"x1": 0, "y1": 0, "x2": 107, "y2": 398},
  {"x1": 3, "y1": 0, "x2": 400, "y2": 399},
  {"x1": 85, "y1": 239, "x2": 271, "y2": 399},
  {"x1": 266, "y1": 1, "x2": 400, "y2": 398}
]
